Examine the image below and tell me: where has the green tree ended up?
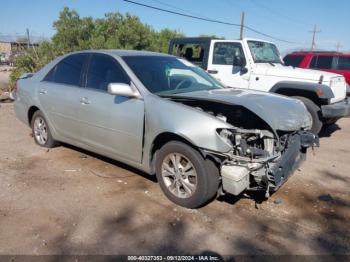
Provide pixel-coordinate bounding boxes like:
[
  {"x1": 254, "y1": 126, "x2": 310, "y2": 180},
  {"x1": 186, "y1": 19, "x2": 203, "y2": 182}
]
[{"x1": 9, "y1": 7, "x2": 184, "y2": 90}]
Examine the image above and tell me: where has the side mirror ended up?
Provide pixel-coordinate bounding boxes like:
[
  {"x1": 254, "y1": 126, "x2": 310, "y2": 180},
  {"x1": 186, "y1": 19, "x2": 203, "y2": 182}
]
[
  {"x1": 233, "y1": 55, "x2": 246, "y2": 68},
  {"x1": 107, "y1": 83, "x2": 141, "y2": 98},
  {"x1": 240, "y1": 67, "x2": 248, "y2": 74}
]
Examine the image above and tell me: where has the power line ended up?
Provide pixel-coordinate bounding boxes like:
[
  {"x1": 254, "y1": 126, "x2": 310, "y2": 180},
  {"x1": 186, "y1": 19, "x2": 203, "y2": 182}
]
[
  {"x1": 249, "y1": 0, "x2": 307, "y2": 27},
  {"x1": 123, "y1": 0, "x2": 301, "y2": 44},
  {"x1": 148, "y1": 0, "x2": 209, "y2": 19},
  {"x1": 123, "y1": 0, "x2": 240, "y2": 27}
]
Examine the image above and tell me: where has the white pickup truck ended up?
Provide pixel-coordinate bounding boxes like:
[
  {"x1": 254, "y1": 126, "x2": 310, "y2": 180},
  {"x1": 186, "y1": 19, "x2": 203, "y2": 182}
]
[{"x1": 169, "y1": 37, "x2": 350, "y2": 134}]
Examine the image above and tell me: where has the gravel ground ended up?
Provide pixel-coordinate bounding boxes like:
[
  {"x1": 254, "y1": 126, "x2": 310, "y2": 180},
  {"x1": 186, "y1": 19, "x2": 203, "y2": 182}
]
[{"x1": 0, "y1": 102, "x2": 349, "y2": 255}]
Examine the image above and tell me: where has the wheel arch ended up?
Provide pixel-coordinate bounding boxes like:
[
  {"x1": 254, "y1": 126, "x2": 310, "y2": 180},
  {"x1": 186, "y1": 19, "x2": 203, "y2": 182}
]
[
  {"x1": 27, "y1": 105, "x2": 41, "y2": 125},
  {"x1": 270, "y1": 81, "x2": 333, "y2": 106},
  {"x1": 274, "y1": 88, "x2": 320, "y2": 105},
  {"x1": 149, "y1": 132, "x2": 219, "y2": 174}
]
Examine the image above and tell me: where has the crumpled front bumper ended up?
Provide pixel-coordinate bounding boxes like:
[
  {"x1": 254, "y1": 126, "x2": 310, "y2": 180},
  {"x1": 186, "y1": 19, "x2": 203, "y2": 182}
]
[
  {"x1": 321, "y1": 98, "x2": 350, "y2": 118},
  {"x1": 267, "y1": 131, "x2": 319, "y2": 190},
  {"x1": 220, "y1": 131, "x2": 319, "y2": 196}
]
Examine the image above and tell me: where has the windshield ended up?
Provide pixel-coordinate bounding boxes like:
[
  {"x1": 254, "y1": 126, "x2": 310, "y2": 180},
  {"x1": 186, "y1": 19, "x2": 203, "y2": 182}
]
[
  {"x1": 247, "y1": 40, "x2": 282, "y2": 63},
  {"x1": 122, "y1": 56, "x2": 225, "y2": 95}
]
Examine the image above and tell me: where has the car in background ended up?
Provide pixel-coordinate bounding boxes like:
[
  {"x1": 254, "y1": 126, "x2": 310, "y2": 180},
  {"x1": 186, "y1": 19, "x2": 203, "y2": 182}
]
[
  {"x1": 284, "y1": 51, "x2": 350, "y2": 95},
  {"x1": 169, "y1": 38, "x2": 350, "y2": 134},
  {"x1": 0, "y1": 52, "x2": 9, "y2": 65},
  {"x1": 14, "y1": 50, "x2": 318, "y2": 208}
]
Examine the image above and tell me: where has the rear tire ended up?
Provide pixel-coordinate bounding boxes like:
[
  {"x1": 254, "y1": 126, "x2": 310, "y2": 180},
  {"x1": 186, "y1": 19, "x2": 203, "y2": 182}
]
[
  {"x1": 293, "y1": 96, "x2": 323, "y2": 134},
  {"x1": 155, "y1": 141, "x2": 219, "y2": 208},
  {"x1": 31, "y1": 110, "x2": 57, "y2": 148}
]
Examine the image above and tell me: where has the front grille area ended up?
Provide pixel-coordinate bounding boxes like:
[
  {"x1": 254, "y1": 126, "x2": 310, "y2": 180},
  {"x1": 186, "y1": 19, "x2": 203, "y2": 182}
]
[
  {"x1": 330, "y1": 77, "x2": 346, "y2": 103},
  {"x1": 267, "y1": 134, "x2": 306, "y2": 189}
]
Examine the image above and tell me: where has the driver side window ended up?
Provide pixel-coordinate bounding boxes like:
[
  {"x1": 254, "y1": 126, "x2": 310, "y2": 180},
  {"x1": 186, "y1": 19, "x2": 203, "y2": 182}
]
[
  {"x1": 213, "y1": 42, "x2": 244, "y2": 65},
  {"x1": 86, "y1": 53, "x2": 130, "y2": 92}
]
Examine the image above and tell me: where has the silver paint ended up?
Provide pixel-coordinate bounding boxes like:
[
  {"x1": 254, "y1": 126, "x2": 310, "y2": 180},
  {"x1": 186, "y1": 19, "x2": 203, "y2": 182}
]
[{"x1": 14, "y1": 50, "x2": 312, "y2": 176}]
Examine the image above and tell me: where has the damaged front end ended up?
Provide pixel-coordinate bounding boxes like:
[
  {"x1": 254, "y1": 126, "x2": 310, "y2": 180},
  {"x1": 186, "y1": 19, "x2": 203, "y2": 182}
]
[
  {"x1": 166, "y1": 94, "x2": 319, "y2": 197},
  {"x1": 208, "y1": 127, "x2": 319, "y2": 197}
]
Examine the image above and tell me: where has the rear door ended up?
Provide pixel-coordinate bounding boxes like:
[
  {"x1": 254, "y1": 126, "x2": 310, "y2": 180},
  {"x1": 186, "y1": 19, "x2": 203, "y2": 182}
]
[
  {"x1": 309, "y1": 55, "x2": 346, "y2": 101},
  {"x1": 309, "y1": 55, "x2": 335, "y2": 73},
  {"x1": 207, "y1": 41, "x2": 250, "y2": 88},
  {"x1": 38, "y1": 53, "x2": 88, "y2": 141},
  {"x1": 334, "y1": 56, "x2": 350, "y2": 85},
  {"x1": 77, "y1": 53, "x2": 145, "y2": 163}
]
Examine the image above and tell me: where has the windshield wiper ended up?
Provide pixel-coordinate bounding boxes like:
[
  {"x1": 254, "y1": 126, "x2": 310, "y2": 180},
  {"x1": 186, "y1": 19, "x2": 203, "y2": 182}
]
[{"x1": 255, "y1": 60, "x2": 282, "y2": 65}]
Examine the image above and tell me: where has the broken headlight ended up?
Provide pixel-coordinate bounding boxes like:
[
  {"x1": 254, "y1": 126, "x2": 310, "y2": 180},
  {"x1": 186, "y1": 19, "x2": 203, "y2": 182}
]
[
  {"x1": 217, "y1": 128, "x2": 234, "y2": 146},
  {"x1": 217, "y1": 128, "x2": 275, "y2": 159}
]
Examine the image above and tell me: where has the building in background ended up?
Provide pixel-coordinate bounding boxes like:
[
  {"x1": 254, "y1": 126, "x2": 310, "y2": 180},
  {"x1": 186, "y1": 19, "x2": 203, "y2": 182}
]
[{"x1": 0, "y1": 36, "x2": 40, "y2": 65}]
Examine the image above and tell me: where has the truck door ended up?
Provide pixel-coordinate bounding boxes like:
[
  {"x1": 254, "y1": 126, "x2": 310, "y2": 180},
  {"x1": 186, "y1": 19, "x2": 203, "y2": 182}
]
[{"x1": 207, "y1": 41, "x2": 250, "y2": 88}]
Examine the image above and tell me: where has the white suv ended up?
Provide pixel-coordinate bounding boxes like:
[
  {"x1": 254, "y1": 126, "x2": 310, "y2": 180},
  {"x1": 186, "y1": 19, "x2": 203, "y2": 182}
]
[{"x1": 169, "y1": 37, "x2": 350, "y2": 134}]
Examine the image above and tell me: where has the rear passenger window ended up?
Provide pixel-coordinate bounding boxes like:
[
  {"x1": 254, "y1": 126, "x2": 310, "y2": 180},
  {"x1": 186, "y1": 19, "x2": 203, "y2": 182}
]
[
  {"x1": 310, "y1": 56, "x2": 333, "y2": 69},
  {"x1": 171, "y1": 43, "x2": 206, "y2": 67},
  {"x1": 44, "y1": 54, "x2": 87, "y2": 86},
  {"x1": 283, "y1": 55, "x2": 304, "y2": 67},
  {"x1": 86, "y1": 54, "x2": 129, "y2": 92},
  {"x1": 309, "y1": 56, "x2": 317, "y2": 68},
  {"x1": 336, "y1": 57, "x2": 350, "y2": 71}
]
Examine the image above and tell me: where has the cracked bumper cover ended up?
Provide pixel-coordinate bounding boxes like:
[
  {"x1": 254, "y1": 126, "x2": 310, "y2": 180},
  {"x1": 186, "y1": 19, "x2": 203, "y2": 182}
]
[
  {"x1": 321, "y1": 98, "x2": 350, "y2": 118},
  {"x1": 220, "y1": 131, "x2": 319, "y2": 196},
  {"x1": 267, "y1": 131, "x2": 319, "y2": 190}
]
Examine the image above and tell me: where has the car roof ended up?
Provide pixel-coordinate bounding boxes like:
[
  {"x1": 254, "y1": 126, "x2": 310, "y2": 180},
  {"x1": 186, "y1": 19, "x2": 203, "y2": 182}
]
[
  {"x1": 288, "y1": 51, "x2": 350, "y2": 57},
  {"x1": 65, "y1": 49, "x2": 174, "y2": 58}
]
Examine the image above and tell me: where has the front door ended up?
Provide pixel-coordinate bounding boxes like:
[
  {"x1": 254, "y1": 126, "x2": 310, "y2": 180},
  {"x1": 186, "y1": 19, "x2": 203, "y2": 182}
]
[
  {"x1": 207, "y1": 41, "x2": 250, "y2": 88},
  {"x1": 78, "y1": 53, "x2": 144, "y2": 163}
]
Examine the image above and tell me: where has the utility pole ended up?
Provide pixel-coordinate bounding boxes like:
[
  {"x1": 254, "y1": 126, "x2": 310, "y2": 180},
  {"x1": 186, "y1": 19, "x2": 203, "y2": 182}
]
[
  {"x1": 309, "y1": 25, "x2": 320, "y2": 51},
  {"x1": 240, "y1": 11, "x2": 245, "y2": 40},
  {"x1": 26, "y1": 28, "x2": 30, "y2": 48},
  {"x1": 336, "y1": 42, "x2": 342, "y2": 52}
]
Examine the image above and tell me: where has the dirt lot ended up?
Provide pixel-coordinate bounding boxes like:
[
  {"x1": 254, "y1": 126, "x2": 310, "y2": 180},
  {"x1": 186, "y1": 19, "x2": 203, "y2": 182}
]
[
  {"x1": 0, "y1": 66, "x2": 11, "y2": 93},
  {"x1": 0, "y1": 98, "x2": 349, "y2": 255}
]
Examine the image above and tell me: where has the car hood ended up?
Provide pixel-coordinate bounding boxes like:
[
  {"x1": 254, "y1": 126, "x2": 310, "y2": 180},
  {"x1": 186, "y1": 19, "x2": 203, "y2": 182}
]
[
  {"x1": 258, "y1": 63, "x2": 340, "y2": 82},
  {"x1": 174, "y1": 88, "x2": 311, "y2": 132}
]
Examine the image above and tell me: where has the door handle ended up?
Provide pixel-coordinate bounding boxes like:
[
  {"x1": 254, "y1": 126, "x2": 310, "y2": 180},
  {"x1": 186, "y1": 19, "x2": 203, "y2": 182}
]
[
  {"x1": 80, "y1": 97, "x2": 90, "y2": 105},
  {"x1": 208, "y1": 70, "x2": 218, "y2": 74},
  {"x1": 39, "y1": 88, "x2": 47, "y2": 95}
]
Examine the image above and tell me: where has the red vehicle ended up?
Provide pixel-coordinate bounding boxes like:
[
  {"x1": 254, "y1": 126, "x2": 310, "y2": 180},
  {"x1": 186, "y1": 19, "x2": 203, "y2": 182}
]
[{"x1": 284, "y1": 51, "x2": 350, "y2": 95}]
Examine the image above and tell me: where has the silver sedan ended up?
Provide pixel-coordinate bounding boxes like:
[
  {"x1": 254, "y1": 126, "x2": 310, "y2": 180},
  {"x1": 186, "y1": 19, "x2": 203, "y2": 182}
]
[{"x1": 14, "y1": 50, "x2": 318, "y2": 208}]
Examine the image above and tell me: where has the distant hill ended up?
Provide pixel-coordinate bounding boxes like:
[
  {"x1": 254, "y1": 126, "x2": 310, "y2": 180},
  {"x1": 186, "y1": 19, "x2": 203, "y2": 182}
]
[{"x1": 0, "y1": 35, "x2": 47, "y2": 44}]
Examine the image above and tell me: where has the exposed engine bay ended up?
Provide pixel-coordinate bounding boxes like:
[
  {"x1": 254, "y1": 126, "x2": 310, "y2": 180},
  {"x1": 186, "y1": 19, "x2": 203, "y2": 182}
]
[{"x1": 168, "y1": 96, "x2": 319, "y2": 197}]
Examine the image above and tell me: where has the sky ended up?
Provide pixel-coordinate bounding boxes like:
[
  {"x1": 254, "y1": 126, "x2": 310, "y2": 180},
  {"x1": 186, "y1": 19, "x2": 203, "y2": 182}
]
[{"x1": 0, "y1": 0, "x2": 349, "y2": 53}]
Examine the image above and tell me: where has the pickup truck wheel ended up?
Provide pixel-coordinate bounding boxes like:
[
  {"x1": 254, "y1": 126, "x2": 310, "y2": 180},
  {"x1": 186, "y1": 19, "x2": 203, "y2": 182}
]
[
  {"x1": 31, "y1": 110, "x2": 57, "y2": 148},
  {"x1": 293, "y1": 96, "x2": 323, "y2": 134},
  {"x1": 155, "y1": 141, "x2": 219, "y2": 208}
]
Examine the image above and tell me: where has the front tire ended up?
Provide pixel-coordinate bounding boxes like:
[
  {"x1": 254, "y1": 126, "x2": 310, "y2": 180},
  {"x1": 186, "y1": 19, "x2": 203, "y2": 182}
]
[
  {"x1": 293, "y1": 96, "x2": 323, "y2": 134},
  {"x1": 155, "y1": 141, "x2": 219, "y2": 208},
  {"x1": 31, "y1": 110, "x2": 57, "y2": 148}
]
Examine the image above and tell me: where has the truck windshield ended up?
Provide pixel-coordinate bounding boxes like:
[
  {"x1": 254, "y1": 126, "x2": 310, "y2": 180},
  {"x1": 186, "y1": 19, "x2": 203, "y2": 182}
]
[
  {"x1": 247, "y1": 40, "x2": 282, "y2": 64},
  {"x1": 123, "y1": 56, "x2": 225, "y2": 95}
]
